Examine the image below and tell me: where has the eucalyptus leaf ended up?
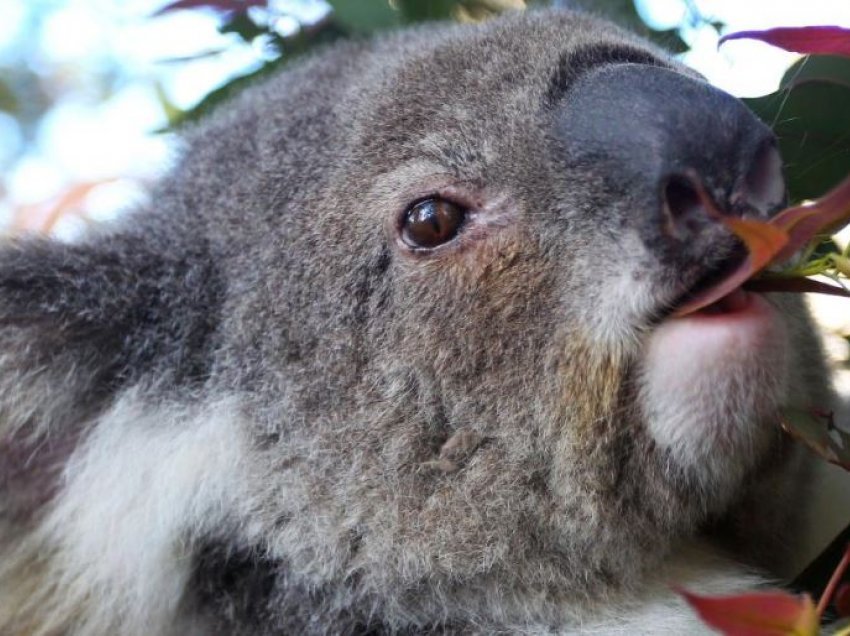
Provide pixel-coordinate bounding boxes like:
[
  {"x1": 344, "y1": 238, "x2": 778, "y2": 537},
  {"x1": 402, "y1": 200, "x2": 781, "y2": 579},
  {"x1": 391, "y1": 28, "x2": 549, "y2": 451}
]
[
  {"x1": 397, "y1": 0, "x2": 456, "y2": 22},
  {"x1": 781, "y1": 408, "x2": 850, "y2": 471},
  {"x1": 219, "y1": 10, "x2": 266, "y2": 42},
  {"x1": 0, "y1": 78, "x2": 17, "y2": 114},
  {"x1": 744, "y1": 81, "x2": 850, "y2": 202},
  {"x1": 781, "y1": 55, "x2": 850, "y2": 90},
  {"x1": 325, "y1": 0, "x2": 399, "y2": 33}
]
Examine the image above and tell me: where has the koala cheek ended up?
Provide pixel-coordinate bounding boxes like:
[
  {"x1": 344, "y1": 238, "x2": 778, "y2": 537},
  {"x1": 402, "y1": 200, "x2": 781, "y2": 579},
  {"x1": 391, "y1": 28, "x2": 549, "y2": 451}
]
[{"x1": 638, "y1": 294, "x2": 789, "y2": 480}]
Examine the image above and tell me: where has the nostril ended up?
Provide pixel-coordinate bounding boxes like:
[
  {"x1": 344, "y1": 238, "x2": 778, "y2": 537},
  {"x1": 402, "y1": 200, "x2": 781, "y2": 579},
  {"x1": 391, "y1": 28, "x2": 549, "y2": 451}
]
[
  {"x1": 662, "y1": 174, "x2": 706, "y2": 239},
  {"x1": 743, "y1": 141, "x2": 786, "y2": 215}
]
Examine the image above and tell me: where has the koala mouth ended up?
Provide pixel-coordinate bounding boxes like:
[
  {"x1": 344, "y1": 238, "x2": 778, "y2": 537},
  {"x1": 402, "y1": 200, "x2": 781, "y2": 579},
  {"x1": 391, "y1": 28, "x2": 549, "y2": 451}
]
[{"x1": 669, "y1": 245, "x2": 750, "y2": 317}]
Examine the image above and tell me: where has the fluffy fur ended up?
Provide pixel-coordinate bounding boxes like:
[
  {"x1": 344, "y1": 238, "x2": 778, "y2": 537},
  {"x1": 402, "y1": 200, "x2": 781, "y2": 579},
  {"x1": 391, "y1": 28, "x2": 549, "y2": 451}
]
[{"x1": 0, "y1": 8, "x2": 834, "y2": 634}]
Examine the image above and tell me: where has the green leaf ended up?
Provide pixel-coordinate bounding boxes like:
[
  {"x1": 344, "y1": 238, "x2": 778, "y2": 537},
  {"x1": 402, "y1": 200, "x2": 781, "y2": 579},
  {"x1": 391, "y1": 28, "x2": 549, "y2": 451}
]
[
  {"x1": 0, "y1": 78, "x2": 17, "y2": 114},
  {"x1": 781, "y1": 408, "x2": 850, "y2": 472},
  {"x1": 397, "y1": 0, "x2": 456, "y2": 22},
  {"x1": 744, "y1": 81, "x2": 850, "y2": 202},
  {"x1": 781, "y1": 55, "x2": 850, "y2": 90},
  {"x1": 167, "y1": 58, "x2": 281, "y2": 128},
  {"x1": 154, "y1": 82, "x2": 183, "y2": 127},
  {"x1": 168, "y1": 15, "x2": 346, "y2": 128},
  {"x1": 649, "y1": 28, "x2": 689, "y2": 55},
  {"x1": 325, "y1": 0, "x2": 399, "y2": 33},
  {"x1": 810, "y1": 237, "x2": 842, "y2": 260},
  {"x1": 219, "y1": 10, "x2": 266, "y2": 42}
]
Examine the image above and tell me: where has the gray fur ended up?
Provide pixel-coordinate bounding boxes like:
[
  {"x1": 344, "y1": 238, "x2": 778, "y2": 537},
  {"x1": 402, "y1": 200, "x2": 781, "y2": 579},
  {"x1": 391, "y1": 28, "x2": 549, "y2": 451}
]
[{"x1": 0, "y1": 8, "x2": 833, "y2": 635}]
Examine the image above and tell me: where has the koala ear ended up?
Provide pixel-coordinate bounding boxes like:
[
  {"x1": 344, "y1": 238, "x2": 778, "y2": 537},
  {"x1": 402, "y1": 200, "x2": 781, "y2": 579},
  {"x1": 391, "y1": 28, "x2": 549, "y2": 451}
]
[{"x1": 0, "y1": 231, "x2": 219, "y2": 518}]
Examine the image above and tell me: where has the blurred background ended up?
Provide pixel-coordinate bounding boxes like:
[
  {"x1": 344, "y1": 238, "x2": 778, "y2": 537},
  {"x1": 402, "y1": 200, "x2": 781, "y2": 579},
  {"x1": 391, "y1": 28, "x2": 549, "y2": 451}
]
[
  {"x1": 2, "y1": 0, "x2": 850, "y2": 562},
  {"x1": 2, "y1": 0, "x2": 849, "y2": 236},
  {"x1": 6, "y1": 0, "x2": 850, "y2": 372}
]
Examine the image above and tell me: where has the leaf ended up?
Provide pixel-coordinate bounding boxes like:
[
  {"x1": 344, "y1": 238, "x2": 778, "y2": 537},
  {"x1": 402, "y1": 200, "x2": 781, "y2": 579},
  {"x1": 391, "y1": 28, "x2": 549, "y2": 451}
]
[
  {"x1": 719, "y1": 26, "x2": 850, "y2": 57},
  {"x1": 771, "y1": 173, "x2": 850, "y2": 263},
  {"x1": 780, "y1": 408, "x2": 850, "y2": 472},
  {"x1": 725, "y1": 217, "x2": 790, "y2": 267},
  {"x1": 325, "y1": 0, "x2": 399, "y2": 33},
  {"x1": 678, "y1": 588, "x2": 819, "y2": 636},
  {"x1": 219, "y1": 9, "x2": 266, "y2": 42},
  {"x1": 674, "y1": 170, "x2": 850, "y2": 316},
  {"x1": 154, "y1": 82, "x2": 183, "y2": 127},
  {"x1": 744, "y1": 81, "x2": 850, "y2": 202},
  {"x1": 167, "y1": 60, "x2": 280, "y2": 128},
  {"x1": 167, "y1": 16, "x2": 344, "y2": 127},
  {"x1": 744, "y1": 277, "x2": 849, "y2": 298},
  {"x1": 397, "y1": 0, "x2": 456, "y2": 22},
  {"x1": 452, "y1": 0, "x2": 527, "y2": 24},
  {"x1": 672, "y1": 184, "x2": 789, "y2": 317},
  {"x1": 780, "y1": 55, "x2": 850, "y2": 91},
  {"x1": 153, "y1": 0, "x2": 266, "y2": 16},
  {"x1": 0, "y1": 78, "x2": 18, "y2": 114},
  {"x1": 836, "y1": 584, "x2": 850, "y2": 618},
  {"x1": 11, "y1": 179, "x2": 119, "y2": 233}
]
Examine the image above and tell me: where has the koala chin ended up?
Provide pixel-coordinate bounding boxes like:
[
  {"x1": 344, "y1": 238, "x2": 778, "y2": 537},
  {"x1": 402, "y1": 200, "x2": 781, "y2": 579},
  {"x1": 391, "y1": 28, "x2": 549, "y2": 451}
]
[
  {"x1": 0, "y1": 7, "x2": 834, "y2": 636},
  {"x1": 642, "y1": 294, "x2": 790, "y2": 494}
]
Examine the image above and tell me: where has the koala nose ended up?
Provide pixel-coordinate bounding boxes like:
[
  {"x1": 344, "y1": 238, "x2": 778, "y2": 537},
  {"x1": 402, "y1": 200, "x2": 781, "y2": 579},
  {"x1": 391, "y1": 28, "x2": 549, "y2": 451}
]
[{"x1": 555, "y1": 63, "x2": 785, "y2": 251}]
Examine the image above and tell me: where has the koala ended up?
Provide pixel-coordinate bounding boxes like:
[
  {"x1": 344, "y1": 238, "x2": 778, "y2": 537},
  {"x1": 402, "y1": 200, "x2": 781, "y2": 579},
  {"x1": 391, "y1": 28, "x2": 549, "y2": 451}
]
[{"x1": 0, "y1": 7, "x2": 834, "y2": 635}]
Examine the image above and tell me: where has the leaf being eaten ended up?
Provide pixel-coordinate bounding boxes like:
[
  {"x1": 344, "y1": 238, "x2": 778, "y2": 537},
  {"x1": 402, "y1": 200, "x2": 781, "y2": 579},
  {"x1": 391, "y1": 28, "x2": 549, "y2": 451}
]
[
  {"x1": 678, "y1": 588, "x2": 819, "y2": 636},
  {"x1": 673, "y1": 173, "x2": 850, "y2": 317}
]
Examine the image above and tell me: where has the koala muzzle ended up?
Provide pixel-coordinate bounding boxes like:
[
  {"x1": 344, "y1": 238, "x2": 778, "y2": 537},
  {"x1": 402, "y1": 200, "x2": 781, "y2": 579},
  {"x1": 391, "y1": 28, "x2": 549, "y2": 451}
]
[{"x1": 556, "y1": 62, "x2": 785, "y2": 268}]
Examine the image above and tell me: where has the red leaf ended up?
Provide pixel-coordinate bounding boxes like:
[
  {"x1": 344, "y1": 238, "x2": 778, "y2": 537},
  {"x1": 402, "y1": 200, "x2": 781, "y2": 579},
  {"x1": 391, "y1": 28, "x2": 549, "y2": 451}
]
[
  {"x1": 674, "y1": 171, "x2": 850, "y2": 316},
  {"x1": 835, "y1": 583, "x2": 850, "y2": 617},
  {"x1": 678, "y1": 588, "x2": 819, "y2": 636},
  {"x1": 772, "y1": 174, "x2": 850, "y2": 263},
  {"x1": 672, "y1": 253, "x2": 763, "y2": 317},
  {"x1": 12, "y1": 179, "x2": 120, "y2": 233},
  {"x1": 672, "y1": 185, "x2": 789, "y2": 317},
  {"x1": 153, "y1": 0, "x2": 265, "y2": 16},
  {"x1": 719, "y1": 26, "x2": 850, "y2": 57},
  {"x1": 723, "y1": 217, "x2": 790, "y2": 268}
]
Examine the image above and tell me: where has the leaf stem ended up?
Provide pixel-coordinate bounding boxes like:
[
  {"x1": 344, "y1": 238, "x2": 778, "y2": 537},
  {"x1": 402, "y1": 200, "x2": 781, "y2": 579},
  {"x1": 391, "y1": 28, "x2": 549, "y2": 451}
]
[{"x1": 817, "y1": 543, "x2": 850, "y2": 617}]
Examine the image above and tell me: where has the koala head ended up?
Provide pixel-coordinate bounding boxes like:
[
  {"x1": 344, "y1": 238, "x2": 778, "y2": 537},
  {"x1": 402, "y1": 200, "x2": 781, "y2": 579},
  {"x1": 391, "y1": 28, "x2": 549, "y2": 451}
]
[{"x1": 0, "y1": 7, "x2": 832, "y2": 635}]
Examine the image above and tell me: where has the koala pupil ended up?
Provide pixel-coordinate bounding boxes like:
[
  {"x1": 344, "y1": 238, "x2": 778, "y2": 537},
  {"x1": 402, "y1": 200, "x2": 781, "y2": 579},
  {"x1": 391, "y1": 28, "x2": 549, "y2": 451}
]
[{"x1": 401, "y1": 198, "x2": 467, "y2": 248}]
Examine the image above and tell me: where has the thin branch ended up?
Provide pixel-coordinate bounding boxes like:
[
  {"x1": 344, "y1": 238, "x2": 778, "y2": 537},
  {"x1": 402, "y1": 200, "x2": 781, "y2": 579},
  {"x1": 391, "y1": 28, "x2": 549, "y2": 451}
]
[{"x1": 818, "y1": 542, "x2": 850, "y2": 617}]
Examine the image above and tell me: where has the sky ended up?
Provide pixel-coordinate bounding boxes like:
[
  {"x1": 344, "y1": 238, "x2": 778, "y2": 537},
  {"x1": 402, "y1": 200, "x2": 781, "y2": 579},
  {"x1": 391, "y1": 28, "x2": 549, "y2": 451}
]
[{"x1": 0, "y1": 0, "x2": 849, "y2": 236}]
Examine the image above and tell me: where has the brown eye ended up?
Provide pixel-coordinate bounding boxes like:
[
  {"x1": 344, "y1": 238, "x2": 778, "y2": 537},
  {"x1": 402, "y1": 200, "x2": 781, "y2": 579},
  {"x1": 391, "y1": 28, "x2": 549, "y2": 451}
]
[{"x1": 401, "y1": 198, "x2": 466, "y2": 249}]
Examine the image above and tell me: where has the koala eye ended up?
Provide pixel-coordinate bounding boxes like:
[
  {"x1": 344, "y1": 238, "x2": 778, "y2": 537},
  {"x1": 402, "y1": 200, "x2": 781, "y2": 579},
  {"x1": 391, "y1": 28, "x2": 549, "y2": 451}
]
[{"x1": 401, "y1": 198, "x2": 467, "y2": 249}]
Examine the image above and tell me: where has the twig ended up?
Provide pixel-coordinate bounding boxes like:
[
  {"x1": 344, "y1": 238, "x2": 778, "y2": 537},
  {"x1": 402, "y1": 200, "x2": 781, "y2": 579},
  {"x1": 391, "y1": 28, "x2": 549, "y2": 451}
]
[{"x1": 818, "y1": 543, "x2": 850, "y2": 617}]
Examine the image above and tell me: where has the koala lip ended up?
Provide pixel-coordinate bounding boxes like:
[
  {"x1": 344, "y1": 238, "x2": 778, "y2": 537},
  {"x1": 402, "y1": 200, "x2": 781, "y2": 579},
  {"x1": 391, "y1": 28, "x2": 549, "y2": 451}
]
[
  {"x1": 663, "y1": 246, "x2": 748, "y2": 319},
  {"x1": 649, "y1": 291, "x2": 781, "y2": 384},
  {"x1": 642, "y1": 290, "x2": 785, "y2": 465},
  {"x1": 692, "y1": 287, "x2": 751, "y2": 315}
]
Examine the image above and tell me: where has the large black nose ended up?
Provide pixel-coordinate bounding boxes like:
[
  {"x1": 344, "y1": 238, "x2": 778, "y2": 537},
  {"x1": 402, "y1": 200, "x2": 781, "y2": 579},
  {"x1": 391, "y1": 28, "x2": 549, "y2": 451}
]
[{"x1": 555, "y1": 63, "x2": 785, "y2": 259}]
